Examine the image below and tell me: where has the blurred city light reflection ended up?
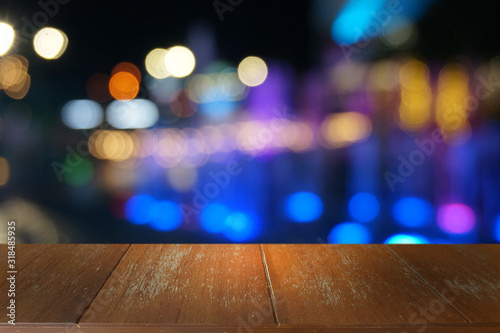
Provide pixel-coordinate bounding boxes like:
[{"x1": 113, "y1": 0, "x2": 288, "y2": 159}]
[
  {"x1": 1, "y1": 1, "x2": 499, "y2": 244},
  {"x1": 238, "y1": 56, "x2": 268, "y2": 87},
  {"x1": 33, "y1": 27, "x2": 68, "y2": 60},
  {"x1": 164, "y1": 46, "x2": 196, "y2": 78},
  {"x1": 0, "y1": 22, "x2": 15, "y2": 56}
]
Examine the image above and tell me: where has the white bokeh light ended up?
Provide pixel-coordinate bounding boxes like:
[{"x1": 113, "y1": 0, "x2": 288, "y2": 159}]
[
  {"x1": 164, "y1": 46, "x2": 196, "y2": 78},
  {"x1": 62, "y1": 100, "x2": 103, "y2": 129},
  {"x1": 145, "y1": 48, "x2": 170, "y2": 79},
  {"x1": 237, "y1": 56, "x2": 268, "y2": 87},
  {"x1": 106, "y1": 99, "x2": 159, "y2": 129},
  {"x1": 0, "y1": 22, "x2": 15, "y2": 56},
  {"x1": 33, "y1": 27, "x2": 68, "y2": 60}
]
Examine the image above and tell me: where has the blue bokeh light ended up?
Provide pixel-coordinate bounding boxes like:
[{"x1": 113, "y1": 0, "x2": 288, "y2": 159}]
[
  {"x1": 199, "y1": 100, "x2": 237, "y2": 119},
  {"x1": 200, "y1": 203, "x2": 231, "y2": 233},
  {"x1": 495, "y1": 215, "x2": 500, "y2": 242},
  {"x1": 330, "y1": 0, "x2": 435, "y2": 45},
  {"x1": 349, "y1": 192, "x2": 380, "y2": 222},
  {"x1": 328, "y1": 222, "x2": 371, "y2": 244},
  {"x1": 393, "y1": 197, "x2": 433, "y2": 228},
  {"x1": 384, "y1": 234, "x2": 429, "y2": 244},
  {"x1": 285, "y1": 192, "x2": 324, "y2": 223},
  {"x1": 124, "y1": 194, "x2": 156, "y2": 224},
  {"x1": 149, "y1": 200, "x2": 182, "y2": 231},
  {"x1": 223, "y1": 212, "x2": 260, "y2": 242},
  {"x1": 331, "y1": 0, "x2": 386, "y2": 45}
]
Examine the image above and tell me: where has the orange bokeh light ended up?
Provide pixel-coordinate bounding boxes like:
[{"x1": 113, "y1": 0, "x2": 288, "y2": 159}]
[
  {"x1": 109, "y1": 72, "x2": 139, "y2": 100},
  {"x1": 111, "y1": 62, "x2": 142, "y2": 83}
]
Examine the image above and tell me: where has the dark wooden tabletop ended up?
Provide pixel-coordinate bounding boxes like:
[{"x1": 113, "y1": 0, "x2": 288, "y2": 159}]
[{"x1": 1, "y1": 244, "x2": 499, "y2": 332}]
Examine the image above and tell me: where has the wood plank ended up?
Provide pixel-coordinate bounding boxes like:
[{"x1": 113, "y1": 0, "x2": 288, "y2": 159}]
[
  {"x1": 1, "y1": 244, "x2": 498, "y2": 332},
  {"x1": 262, "y1": 244, "x2": 467, "y2": 327},
  {"x1": 388, "y1": 244, "x2": 500, "y2": 324},
  {"x1": 0, "y1": 244, "x2": 129, "y2": 324},
  {"x1": 0, "y1": 244, "x2": 51, "y2": 273},
  {"x1": 3, "y1": 324, "x2": 500, "y2": 333},
  {"x1": 79, "y1": 244, "x2": 276, "y2": 328}
]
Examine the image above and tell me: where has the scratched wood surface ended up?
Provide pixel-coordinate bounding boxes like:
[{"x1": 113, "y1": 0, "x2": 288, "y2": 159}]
[
  {"x1": 80, "y1": 244, "x2": 276, "y2": 327},
  {"x1": 388, "y1": 244, "x2": 500, "y2": 324},
  {"x1": 0, "y1": 244, "x2": 49, "y2": 274},
  {"x1": 5, "y1": 325, "x2": 500, "y2": 333},
  {"x1": 0, "y1": 244, "x2": 129, "y2": 324},
  {"x1": 262, "y1": 244, "x2": 467, "y2": 327},
  {"x1": 4, "y1": 325, "x2": 500, "y2": 333},
  {"x1": 1, "y1": 244, "x2": 500, "y2": 333}
]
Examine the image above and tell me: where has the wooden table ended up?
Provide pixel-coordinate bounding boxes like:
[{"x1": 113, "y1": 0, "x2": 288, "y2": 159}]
[{"x1": 1, "y1": 244, "x2": 499, "y2": 332}]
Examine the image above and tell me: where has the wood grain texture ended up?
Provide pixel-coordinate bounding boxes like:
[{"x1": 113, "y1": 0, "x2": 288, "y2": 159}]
[
  {"x1": 388, "y1": 244, "x2": 500, "y2": 324},
  {"x1": 4, "y1": 325, "x2": 500, "y2": 333},
  {"x1": 80, "y1": 244, "x2": 276, "y2": 327},
  {"x1": 0, "y1": 244, "x2": 49, "y2": 273},
  {"x1": 262, "y1": 244, "x2": 468, "y2": 327},
  {"x1": 0, "y1": 244, "x2": 129, "y2": 324},
  {"x1": 1, "y1": 244, "x2": 500, "y2": 332}
]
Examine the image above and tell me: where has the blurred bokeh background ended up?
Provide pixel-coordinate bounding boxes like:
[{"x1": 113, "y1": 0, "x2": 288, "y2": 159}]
[{"x1": 1, "y1": 0, "x2": 500, "y2": 243}]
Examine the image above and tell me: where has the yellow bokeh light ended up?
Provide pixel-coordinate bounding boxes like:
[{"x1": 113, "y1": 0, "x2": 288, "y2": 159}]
[
  {"x1": 89, "y1": 130, "x2": 135, "y2": 161},
  {"x1": 0, "y1": 157, "x2": 9, "y2": 186},
  {"x1": 89, "y1": 131, "x2": 104, "y2": 159},
  {"x1": 33, "y1": 27, "x2": 68, "y2": 60},
  {"x1": 0, "y1": 55, "x2": 31, "y2": 99},
  {"x1": 321, "y1": 112, "x2": 372, "y2": 148},
  {"x1": 164, "y1": 46, "x2": 196, "y2": 78},
  {"x1": 5, "y1": 74, "x2": 30, "y2": 100},
  {"x1": 283, "y1": 122, "x2": 314, "y2": 152},
  {"x1": 0, "y1": 22, "x2": 15, "y2": 56},
  {"x1": 435, "y1": 64, "x2": 470, "y2": 139},
  {"x1": 145, "y1": 48, "x2": 170, "y2": 79},
  {"x1": 398, "y1": 59, "x2": 432, "y2": 131},
  {"x1": 238, "y1": 56, "x2": 268, "y2": 87},
  {"x1": 0, "y1": 55, "x2": 27, "y2": 88}
]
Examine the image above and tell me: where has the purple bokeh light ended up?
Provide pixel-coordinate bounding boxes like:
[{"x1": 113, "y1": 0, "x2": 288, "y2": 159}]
[{"x1": 437, "y1": 203, "x2": 476, "y2": 234}]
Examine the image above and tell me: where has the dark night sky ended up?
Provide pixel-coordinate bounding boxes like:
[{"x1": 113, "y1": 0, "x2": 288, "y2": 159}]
[
  {"x1": 1, "y1": 0, "x2": 500, "y2": 103},
  {"x1": 1, "y1": 0, "x2": 499, "y2": 69},
  {"x1": 1, "y1": 1, "x2": 311, "y2": 77}
]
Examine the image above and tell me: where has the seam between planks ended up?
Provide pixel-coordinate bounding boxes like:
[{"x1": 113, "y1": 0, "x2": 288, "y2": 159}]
[
  {"x1": 384, "y1": 244, "x2": 472, "y2": 324},
  {"x1": 76, "y1": 244, "x2": 132, "y2": 326},
  {"x1": 259, "y1": 244, "x2": 280, "y2": 327}
]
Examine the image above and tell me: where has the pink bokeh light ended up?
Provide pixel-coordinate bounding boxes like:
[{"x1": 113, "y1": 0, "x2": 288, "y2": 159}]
[{"x1": 437, "y1": 204, "x2": 476, "y2": 234}]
